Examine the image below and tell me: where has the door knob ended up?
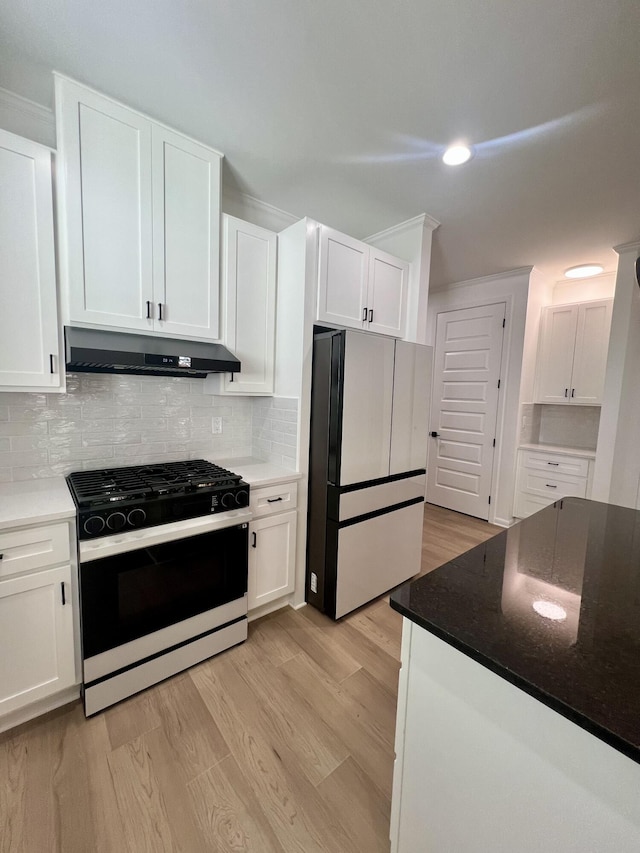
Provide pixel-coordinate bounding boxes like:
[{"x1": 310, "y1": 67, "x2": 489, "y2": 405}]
[{"x1": 430, "y1": 431, "x2": 440, "y2": 438}]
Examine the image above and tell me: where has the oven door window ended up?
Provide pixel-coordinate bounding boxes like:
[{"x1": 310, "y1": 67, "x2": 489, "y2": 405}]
[{"x1": 80, "y1": 524, "x2": 248, "y2": 659}]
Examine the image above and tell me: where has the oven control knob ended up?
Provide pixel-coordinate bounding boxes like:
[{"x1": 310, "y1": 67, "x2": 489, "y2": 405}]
[
  {"x1": 84, "y1": 515, "x2": 105, "y2": 536},
  {"x1": 106, "y1": 512, "x2": 127, "y2": 531},
  {"x1": 235, "y1": 489, "x2": 249, "y2": 507},
  {"x1": 127, "y1": 508, "x2": 146, "y2": 528},
  {"x1": 221, "y1": 492, "x2": 236, "y2": 509}
]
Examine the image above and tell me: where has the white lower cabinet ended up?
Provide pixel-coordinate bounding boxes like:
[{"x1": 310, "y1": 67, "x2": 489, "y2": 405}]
[
  {"x1": 248, "y1": 481, "x2": 298, "y2": 610},
  {"x1": 513, "y1": 448, "x2": 594, "y2": 519},
  {"x1": 0, "y1": 562, "x2": 75, "y2": 716}
]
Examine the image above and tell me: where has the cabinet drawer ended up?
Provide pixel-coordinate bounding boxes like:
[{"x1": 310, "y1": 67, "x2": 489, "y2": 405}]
[
  {"x1": 519, "y1": 471, "x2": 588, "y2": 501},
  {"x1": 250, "y1": 482, "x2": 298, "y2": 518},
  {"x1": 514, "y1": 491, "x2": 558, "y2": 520},
  {"x1": 0, "y1": 523, "x2": 70, "y2": 580},
  {"x1": 520, "y1": 451, "x2": 590, "y2": 478}
]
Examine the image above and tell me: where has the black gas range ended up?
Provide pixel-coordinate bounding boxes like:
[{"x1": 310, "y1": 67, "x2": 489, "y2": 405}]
[
  {"x1": 67, "y1": 459, "x2": 251, "y2": 717},
  {"x1": 67, "y1": 459, "x2": 250, "y2": 540}
]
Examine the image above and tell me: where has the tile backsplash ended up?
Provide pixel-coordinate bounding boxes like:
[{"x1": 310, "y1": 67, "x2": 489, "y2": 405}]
[
  {"x1": 0, "y1": 374, "x2": 298, "y2": 481},
  {"x1": 520, "y1": 403, "x2": 600, "y2": 450}
]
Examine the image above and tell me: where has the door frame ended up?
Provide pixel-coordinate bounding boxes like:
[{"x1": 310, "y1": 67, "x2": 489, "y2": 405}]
[{"x1": 427, "y1": 269, "x2": 533, "y2": 527}]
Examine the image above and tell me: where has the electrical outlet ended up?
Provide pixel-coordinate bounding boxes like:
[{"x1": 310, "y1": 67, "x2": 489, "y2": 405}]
[
  {"x1": 310, "y1": 572, "x2": 318, "y2": 593},
  {"x1": 212, "y1": 416, "x2": 223, "y2": 435}
]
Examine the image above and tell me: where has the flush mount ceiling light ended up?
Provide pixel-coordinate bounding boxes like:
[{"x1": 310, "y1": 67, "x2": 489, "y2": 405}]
[
  {"x1": 442, "y1": 143, "x2": 473, "y2": 166},
  {"x1": 532, "y1": 600, "x2": 567, "y2": 622},
  {"x1": 564, "y1": 264, "x2": 604, "y2": 279}
]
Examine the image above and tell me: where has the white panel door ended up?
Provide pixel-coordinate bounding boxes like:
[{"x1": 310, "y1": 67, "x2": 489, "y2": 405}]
[
  {"x1": 339, "y1": 332, "x2": 395, "y2": 485},
  {"x1": 248, "y1": 511, "x2": 297, "y2": 610},
  {"x1": 367, "y1": 248, "x2": 408, "y2": 337},
  {"x1": 0, "y1": 564, "x2": 75, "y2": 716},
  {"x1": 571, "y1": 299, "x2": 612, "y2": 405},
  {"x1": 221, "y1": 215, "x2": 277, "y2": 394},
  {"x1": 317, "y1": 226, "x2": 368, "y2": 329},
  {"x1": 0, "y1": 130, "x2": 60, "y2": 388},
  {"x1": 390, "y1": 342, "x2": 432, "y2": 474},
  {"x1": 152, "y1": 125, "x2": 221, "y2": 339},
  {"x1": 59, "y1": 79, "x2": 154, "y2": 330},
  {"x1": 534, "y1": 305, "x2": 579, "y2": 404},
  {"x1": 427, "y1": 303, "x2": 505, "y2": 519}
]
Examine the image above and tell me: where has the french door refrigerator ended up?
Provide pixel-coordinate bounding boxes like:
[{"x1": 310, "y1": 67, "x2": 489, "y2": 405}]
[{"x1": 306, "y1": 328, "x2": 431, "y2": 619}]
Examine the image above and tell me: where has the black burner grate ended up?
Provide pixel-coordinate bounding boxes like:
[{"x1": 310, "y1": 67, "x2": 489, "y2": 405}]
[{"x1": 67, "y1": 459, "x2": 242, "y2": 507}]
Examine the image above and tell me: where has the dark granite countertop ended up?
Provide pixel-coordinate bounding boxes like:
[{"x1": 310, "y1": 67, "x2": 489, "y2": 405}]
[{"x1": 390, "y1": 498, "x2": 640, "y2": 764}]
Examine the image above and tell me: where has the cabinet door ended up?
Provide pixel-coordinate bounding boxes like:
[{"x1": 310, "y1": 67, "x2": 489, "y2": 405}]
[
  {"x1": 152, "y1": 125, "x2": 221, "y2": 339},
  {"x1": 339, "y1": 332, "x2": 395, "y2": 485},
  {"x1": 56, "y1": 78, "x2": 154, "y2": 331},
  {"x1": 571, "y1": 299, "x2": 612, "y2": 405},
  {"x1": 248, "y1": 511, "x2": 297, "y2": 610},
  {"x1": 0, "y1": 130, "x2": 61, "y2": 389},
  {"x1": 0, "y1": 564, "x2": 75, "y2": 716},
  {"x1": 317, "y1": 226, "x2": 368, "y2": 329},
  {"x1": 534, "y1": 305, "x2": 578, "y2": 403},
  {"x1": 366, "y1": 247, "x2": 408, "y2": 337},
  {"x1": 221, "y1": 216, "x2": 276, "y2": 394}
]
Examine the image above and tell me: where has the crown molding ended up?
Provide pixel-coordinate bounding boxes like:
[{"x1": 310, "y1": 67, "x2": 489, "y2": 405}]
[
  {"x1": 0, "y1": 86, "x2": 54, "y2": 130},
  {"x1": 614, "y1": 240, "x2": 640, "y2": 255},
  {"x1": 365, "y1": 212, "x2": 440, "y2": 243},
  {"x1": 222, "y1": 189, "x2": 299, "y2": 231},
  {"x1": 430, "y1": 266, "x2": 534, "y2": 293}
]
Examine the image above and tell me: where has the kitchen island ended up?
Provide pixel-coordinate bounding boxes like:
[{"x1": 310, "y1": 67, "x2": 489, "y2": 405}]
[{"x1": 390, "y1": 497, "x2": 640, "y2": 852}]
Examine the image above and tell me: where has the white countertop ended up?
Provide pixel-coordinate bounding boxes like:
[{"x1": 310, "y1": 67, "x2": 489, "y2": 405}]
[
  {"x1": 0, "y1": 477, "x2": 76, "y2": 531},
  {"x1": 519, "y1": 443, "x2": 596, "y2": 460},
  {"x1": 211, "y1": 457, "x2": 302, "y2": 488}
]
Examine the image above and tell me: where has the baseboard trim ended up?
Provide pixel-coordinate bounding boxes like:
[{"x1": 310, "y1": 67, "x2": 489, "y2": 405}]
[{"x1": 0, "y1": 684, "x2": 80, "y2": 734}]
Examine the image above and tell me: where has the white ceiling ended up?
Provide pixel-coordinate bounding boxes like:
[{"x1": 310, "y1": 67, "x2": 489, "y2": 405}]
[{"x1": 1, "y1": 0, "x2": 639, "y2": 286}]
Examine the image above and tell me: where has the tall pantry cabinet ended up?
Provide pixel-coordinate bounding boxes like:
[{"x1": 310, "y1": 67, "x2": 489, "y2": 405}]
[{"x1": 55, "y1": 75, "x2": 222, "y2": 341}]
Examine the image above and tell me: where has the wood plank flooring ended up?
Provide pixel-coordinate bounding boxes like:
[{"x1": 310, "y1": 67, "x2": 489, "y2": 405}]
[{"x1": 0, "y1": 504, "x2": 500, "y2": 853}]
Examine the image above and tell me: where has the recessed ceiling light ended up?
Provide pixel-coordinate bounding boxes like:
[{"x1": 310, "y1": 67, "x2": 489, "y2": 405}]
[
  {"x1": 442, "y1": 144, "x2": 473, "y2": 166},
  {"x1": 564, "y1": 264, "x2": 604, "y2": 279},
  {"x1": 532, "y1": 600, "x2": 567, "y2": 622}
]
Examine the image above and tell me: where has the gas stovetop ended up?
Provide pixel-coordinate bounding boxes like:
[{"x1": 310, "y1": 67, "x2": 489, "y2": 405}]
[{"x1": 67, "y1": 460, "x2": 249, "y2": 539}]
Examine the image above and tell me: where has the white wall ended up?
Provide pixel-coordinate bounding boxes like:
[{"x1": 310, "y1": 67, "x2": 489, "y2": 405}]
[
  {"x1": 552, "y1": 273, "x2": 616, "y2": 305},
  {"x1": 427, "y1": 268, "x2": 534, "y2": 527},
  {"x1": 592, "y1": 242, "x2": 640, "y2": 507}
]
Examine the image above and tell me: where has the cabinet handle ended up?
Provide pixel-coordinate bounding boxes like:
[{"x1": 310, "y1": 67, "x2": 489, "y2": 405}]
[
  {"x1": 547, "y1": 462, "x2": 559, "y2": 466},
  {"x1": 60, "y1": 581, "x2": 66, "y2": 605},
  {"x1": 158, "y1": 303, "x2": 164, "y2": 321},
  {"x1": 49, "y1": 354, "x2": 55, "y2": 374},
  {"x1": 267, "y1": 496, "x2": 283, "y2": 503},
  {"x1": 369, "y1": 309, "x2": 373, "y2": 323},
  {"x1": 252, "y1": 531, "x2": 257, "y2": 548},
  {"x1": 564, "y1": 388, "x2": 568, "y2": 397},
  {"x1": 545, "y1": 484, "x2": 558, "y2": 489},
  {"x1": 0, "y1": 553, "x2": 3, "y2": 560},
  {"x1": 571, "y1": 388, "x2": 575, "y2": 398},
  {"x1": 363, "y1": 307, "x2": 368, "y2": 322},
  {"x1": 430, "y1": 431, "x2": 440, "y2": 438},
  {"x1": 146, "y1": 300, "x2": 152, "y2": 319}
]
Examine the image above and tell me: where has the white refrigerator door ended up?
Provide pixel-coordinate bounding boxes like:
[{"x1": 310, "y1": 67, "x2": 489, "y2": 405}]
[
  {"x1": 339, "y1": 332, "x2": 395, "y2": 486},
  {"x1": 390, "y1": 342, "x2": 432, "y2": 475}
]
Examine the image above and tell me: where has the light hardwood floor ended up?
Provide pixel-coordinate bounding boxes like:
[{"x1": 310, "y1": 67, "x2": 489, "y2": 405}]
[{"x1": 0, "y1": 504, "x2": 500, "y2": 853}]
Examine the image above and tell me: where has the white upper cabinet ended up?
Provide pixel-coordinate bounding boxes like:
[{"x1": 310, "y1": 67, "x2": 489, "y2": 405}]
[
  {"x1": 0, "y1": 129, "x2": 62, "y2": 391},
  {"x1": 55, "y1": 76, "x2": 222, "y2": 340},
  {"x1": 534, "y1": 299, "x2": 613, "y2": 405},
  {"x1": 151, "y1": 125, "x2": 220, "y2": 339},
  {"x1": 317, "y1": 225, "x2": 409, "y2": 338},
  {"x1": 217, "y1": 215, "x2": 277, "y2": 395}
]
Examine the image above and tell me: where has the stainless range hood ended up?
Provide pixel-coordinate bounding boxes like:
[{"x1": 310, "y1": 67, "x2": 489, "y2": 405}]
[{"x1": 65, "y1": 326, "x2": 241, "y2": 378}]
